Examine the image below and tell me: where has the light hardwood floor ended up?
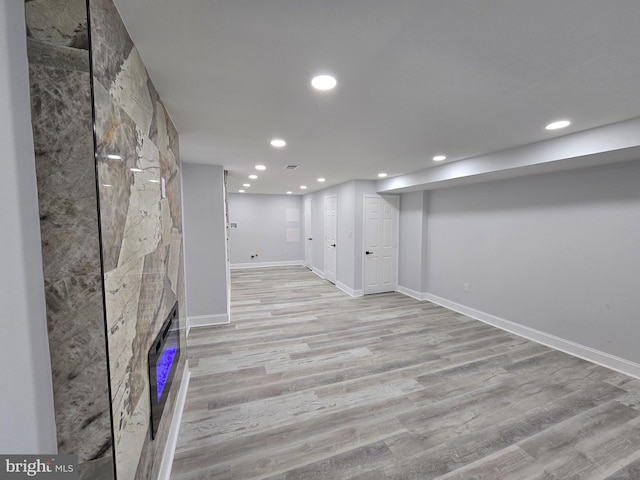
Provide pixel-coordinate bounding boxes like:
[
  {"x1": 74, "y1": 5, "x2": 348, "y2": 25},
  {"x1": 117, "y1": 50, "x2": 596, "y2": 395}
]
[{"x1": 171, "y1": 266, "x2": 640, "y2": 479}]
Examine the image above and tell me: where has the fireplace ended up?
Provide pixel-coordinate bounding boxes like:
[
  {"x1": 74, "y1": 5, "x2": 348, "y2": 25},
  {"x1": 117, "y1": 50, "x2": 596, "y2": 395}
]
[{"x1": 148, "y1": 302, "x2": 180, "y2": 439}]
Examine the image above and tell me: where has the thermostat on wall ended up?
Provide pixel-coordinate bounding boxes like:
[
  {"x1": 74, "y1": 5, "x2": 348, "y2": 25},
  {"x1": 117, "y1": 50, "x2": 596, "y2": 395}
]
[{"x1": 229, "y1": 222, "x2": 238, "y2": 229}]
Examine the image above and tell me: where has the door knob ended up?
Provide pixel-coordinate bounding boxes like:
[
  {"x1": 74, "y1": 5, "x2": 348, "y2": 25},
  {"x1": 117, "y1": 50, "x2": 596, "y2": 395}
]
[
  {"x1": 307, "y1": 238, "x2": 312, "y2": 241},
  {"x1": 331, "y1": 243, "x2": 336, "y2": 247},
  {"x1": 365, "y1": 251, "x2": 373, "y2": 255}
]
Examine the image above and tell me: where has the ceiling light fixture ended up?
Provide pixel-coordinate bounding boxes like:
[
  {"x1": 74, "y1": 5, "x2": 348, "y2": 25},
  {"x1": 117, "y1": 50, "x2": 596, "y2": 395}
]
[
  {"x1": 545, "y1": 120, "x2": 571, "y2": 130},
  {"x1": 300, "y1": 185, "x2": 307, "y2": 190},
  {"x1": 311, "y1": 74, "x2": 337, "y2": 91},
  {"x1": 243, "y1": 183, "x2": 250, "y2": 187},
  {"x1": 433, "y1": 155, "x2": 446, "y2": 162},
  {"x1": 238, "y1": 189, "x2": 245, "y2": 193},
  {"x1": 270, "y1": 138, "x2": 286, "y2": 148},
  {"x1": 286, "y1": 191, "x2": 292, "y2": 195},
  {"x1": 317, "y1": 177, "x2": 326, "y2": 182},
  {"x1": 378, "y1": 173, "x2": 388, "y2": 178},
  {"x1": 130, "y1": 168, "x2": 143, "y2": 172},
  {"x1": 249, "y1": 174, "x2": 258, "y2": 180},
  {"x1": 255, "y1": 165, "x2": 266, "y2": 171},
  {"x1": 107, "y1": 154, "x2": 122, "y2": 160}
]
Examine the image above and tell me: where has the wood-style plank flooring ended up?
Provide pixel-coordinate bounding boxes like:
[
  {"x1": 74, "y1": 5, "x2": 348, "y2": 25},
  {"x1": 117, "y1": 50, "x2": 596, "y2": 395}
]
[{"x1": 171, "y1": 266, "x2": 640, "y2": 479}]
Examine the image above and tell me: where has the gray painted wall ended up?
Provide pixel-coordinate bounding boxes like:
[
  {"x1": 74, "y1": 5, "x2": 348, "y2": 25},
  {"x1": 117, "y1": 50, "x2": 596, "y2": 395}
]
[
  {"x1": 0, "y1": 0, "x2": 57, "y2": 453},
  {"x1": 182, "y1": 163, "x2": 229, "y2": 319},
  {"x1": 399, "y1": 190, "x2": 429, "y2": 293},
  {"x1": 337, "y1": 183, "x2": 355, "y2": 289},
  {"x1": 228, "y1": 193, "x2": 304, "y2": 265},
  {"x1": 425, "y1": 161, "x2": 640, "y2": 363},
  {"x1": 307, "y1": 190, "x2": 328, "y2": 277}
]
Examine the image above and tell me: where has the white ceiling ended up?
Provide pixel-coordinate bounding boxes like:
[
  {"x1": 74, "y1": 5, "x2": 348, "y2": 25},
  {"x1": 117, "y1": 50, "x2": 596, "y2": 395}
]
[{"x1": 112, "y1": 0, "x2": 640, "y2": 195}]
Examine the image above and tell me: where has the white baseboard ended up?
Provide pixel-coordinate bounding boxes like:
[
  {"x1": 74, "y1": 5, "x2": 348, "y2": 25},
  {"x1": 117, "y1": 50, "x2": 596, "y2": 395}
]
[
  {"x1": 158, "y1": 360, "x2": 190, "y2": 480},
  {"x1": 396, "y1": 285, "x2": 426, "y2": 301},
  {"x1": 309, "y1": 269, "x2": 363, "y2": 297},
  {"x1": 187, "y1": 313, "x2": 230, "y2": 336},
  {"x1": 336, "y1": 281, "x2": 363, "y2": 297},
  {"x1": 419, "y1": 291, "x2": 640, "y2": 380},
  {"x1": 230, "y1": 260, "x2": 304, "y2": 270},
  {"x1": 397, "y1": 284, "x2": 640, "y2": 380}
]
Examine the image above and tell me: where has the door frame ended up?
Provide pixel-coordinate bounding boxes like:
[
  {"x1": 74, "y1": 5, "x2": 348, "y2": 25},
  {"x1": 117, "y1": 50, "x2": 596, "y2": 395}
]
[{"x1": 362, "y1": 194, "x2": 400, "y2": 295}]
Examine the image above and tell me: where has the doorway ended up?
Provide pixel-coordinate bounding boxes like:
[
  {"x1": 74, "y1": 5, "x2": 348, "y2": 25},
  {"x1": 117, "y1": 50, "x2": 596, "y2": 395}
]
[{"x1": 363, "y1": 195, "x2": 399, "y2": 294}]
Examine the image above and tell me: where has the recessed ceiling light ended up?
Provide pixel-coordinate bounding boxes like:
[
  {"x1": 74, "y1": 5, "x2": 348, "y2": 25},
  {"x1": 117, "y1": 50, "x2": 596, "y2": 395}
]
[
  {"x1": 238, "y1": 189, "x2": 245, "y2": 193},
  {"x1": 243, "y1": 183, "x2": 250, "y2": 187},
  {"x1": 286, "y1": 191, "x2": 293, "y2": 195},
  {"x1": 545, "y1": 120, "x2": 571, "y2": 130},
  {"x1": 149, "y1": 179, "x2": 160, "y2": 184},
  {"x1": 378, "y1": 173, "x2": 388, "y2": 178},
  {"x1": 433, "y1": 155, "x2": 446, "y2": 162},
  {"x1": 300, "y1": 185, "x2": 307, "y2": 190},
  {"x1": 103, "y1": 184, "x2": 112, "y2": 188},
  {"x1": 270, "y1": 138, "x2": 286, "y2": 148},
  {"x1": 311, "y1": 74, "x2": 337, "y2": 91},
  {"x1": 249, "y1": 174, "x2": 258, "y2": 180},
  {"x1": 317, "y1": 177, "x2": 326, "y2": 182},
  {"x1": 255, "y1": 165, "x2": 266, "y2": 171},
  {"x1": 107, "y1": 154, "x2": 122, "y2": 160},
  {"x1": 130, "y1": 168, "x2": 143, "y2": 172}
]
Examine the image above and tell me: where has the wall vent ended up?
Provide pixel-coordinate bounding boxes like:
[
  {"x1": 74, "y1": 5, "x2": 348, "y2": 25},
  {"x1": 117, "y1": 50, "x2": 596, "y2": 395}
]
[{"x1": 284, "y1": 164, "x2": 299, "y2": 170}]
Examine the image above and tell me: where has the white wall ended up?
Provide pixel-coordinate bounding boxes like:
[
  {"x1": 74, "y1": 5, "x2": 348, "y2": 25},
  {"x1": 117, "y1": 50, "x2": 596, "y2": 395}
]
[
  {"x1": 0, "y1": 0, "x2": 57, "y2": 453},
  {"x1": 228, "y1": 193, "x2": 304, "y2": 265},
  {"x1": 425, "y1": 161, "x2": 640, "y2": 364},
  {"x1": 182, "y1": 163, "x2": 229, "y2": 323}
]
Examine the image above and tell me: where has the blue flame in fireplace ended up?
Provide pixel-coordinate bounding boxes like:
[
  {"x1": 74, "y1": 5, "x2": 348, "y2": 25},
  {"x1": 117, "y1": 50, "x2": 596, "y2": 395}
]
[{"x1": 156, "y1": 346, "x2": 177, "y2": 402}]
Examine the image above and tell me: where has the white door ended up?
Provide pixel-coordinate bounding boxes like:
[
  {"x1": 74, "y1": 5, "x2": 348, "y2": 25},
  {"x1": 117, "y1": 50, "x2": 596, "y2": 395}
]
[
  {"x1": 304, "y1": 198, "x2": 313, "y2": 269},
  {"x1": 363, "y1": 195, "x2": 398, "y2": 295},
  {"x1": 324, "y1": 195, "x2": 337, "y2": 284}
]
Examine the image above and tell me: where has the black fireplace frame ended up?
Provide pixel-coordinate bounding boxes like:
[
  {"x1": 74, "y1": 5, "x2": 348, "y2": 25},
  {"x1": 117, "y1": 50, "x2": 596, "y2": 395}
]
[{"x1": 148, "y1": 301, "x2": 180, "y2": 440}]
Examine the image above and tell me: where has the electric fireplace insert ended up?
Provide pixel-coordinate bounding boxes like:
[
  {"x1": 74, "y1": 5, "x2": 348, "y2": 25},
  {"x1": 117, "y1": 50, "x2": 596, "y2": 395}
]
[{"x1": 148, "y1": 301, "x2": 180, "y2": 439}]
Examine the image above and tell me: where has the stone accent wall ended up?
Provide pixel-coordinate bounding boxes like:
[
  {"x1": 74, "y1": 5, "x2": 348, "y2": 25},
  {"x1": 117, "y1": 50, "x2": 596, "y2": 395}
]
[
  {"x1": 25, "y1": 0, "x2": 187, "y2": 478},
  {"x1": 25, "y1": 0, "x2": 114, "y2": 475},
  {"x1": 89, "y1": 0, "x2": 187, "y2": 477}
]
